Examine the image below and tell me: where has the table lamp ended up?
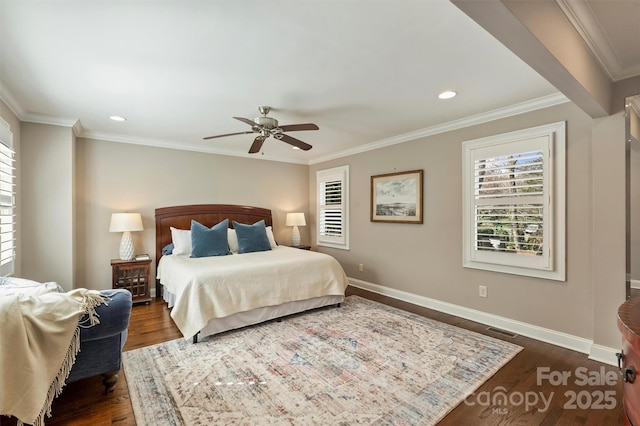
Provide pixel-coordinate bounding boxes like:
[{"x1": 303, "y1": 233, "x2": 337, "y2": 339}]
[
  {"x1": 285, "y1": 212, "x2": 306, "y2": 247},
  {"x1": 109, "y1": 212, "x2": 144, "y2": 260}
]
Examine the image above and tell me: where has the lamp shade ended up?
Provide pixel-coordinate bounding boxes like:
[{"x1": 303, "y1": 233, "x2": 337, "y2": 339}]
[
  {"x1": 109, "y1": 213, "x2": 144, "y2": 233},
  {"x1": 285, "y1": 212, "x2": 306, "y2": 227}
]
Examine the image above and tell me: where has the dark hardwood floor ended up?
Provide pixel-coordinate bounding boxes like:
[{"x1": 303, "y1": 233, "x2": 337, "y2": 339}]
[{"x1": 1, "y1": 286, "x2": 627, "y2": 425}]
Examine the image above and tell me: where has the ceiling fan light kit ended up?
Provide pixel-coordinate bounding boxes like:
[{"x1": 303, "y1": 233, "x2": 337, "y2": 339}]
[{"x1": 203, "y1": 106, "x2": 318, "y2": 154}]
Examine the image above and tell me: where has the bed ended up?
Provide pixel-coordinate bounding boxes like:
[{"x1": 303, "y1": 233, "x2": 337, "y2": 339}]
[{"x1": 155, "y1": 204, "x2": 348, "y2": 342}]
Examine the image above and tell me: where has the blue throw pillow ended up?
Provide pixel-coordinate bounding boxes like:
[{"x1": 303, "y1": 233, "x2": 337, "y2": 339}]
[
  {"x1": 161, "y1": 243, "x2": 174, "y2": 255},
  {"x1": 190, "y1": 219, "x2": 230, "y2": 258},
  {"x1": 233, "y1": 220, "x2": 272, "y2": 254}
]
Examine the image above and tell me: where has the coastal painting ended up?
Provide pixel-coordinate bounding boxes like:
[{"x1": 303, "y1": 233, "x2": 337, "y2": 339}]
[{"x1": 371, "y1": 169, "x2": 423, "y2": 223}]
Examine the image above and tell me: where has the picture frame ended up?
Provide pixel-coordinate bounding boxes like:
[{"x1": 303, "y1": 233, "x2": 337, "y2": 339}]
[{"x1": 371, "y1": 169, "x2": 423, "y2": 223}]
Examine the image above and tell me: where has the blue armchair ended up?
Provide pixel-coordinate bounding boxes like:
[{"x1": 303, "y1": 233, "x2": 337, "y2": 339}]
[{"x1": 66, "y1": 289, "x2": 132, "y2": 393}]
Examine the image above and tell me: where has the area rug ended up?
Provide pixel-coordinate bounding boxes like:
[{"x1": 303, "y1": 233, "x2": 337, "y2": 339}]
[{"x1": 123, "y1": 295, "x2": 522, "y2": 425}]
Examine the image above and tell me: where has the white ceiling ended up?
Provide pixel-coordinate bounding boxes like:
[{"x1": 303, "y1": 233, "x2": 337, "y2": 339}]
[{"x1": 0, "y1": 0, "x2": 638, "y2": 164}]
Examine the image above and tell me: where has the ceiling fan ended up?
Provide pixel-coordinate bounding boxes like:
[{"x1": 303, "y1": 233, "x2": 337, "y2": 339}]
[{"x1": 203, "y1": 106, "x2": 319, "y2": 154}]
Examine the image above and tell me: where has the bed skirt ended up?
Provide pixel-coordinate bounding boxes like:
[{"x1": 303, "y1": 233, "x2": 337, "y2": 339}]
[{"x1": 163, "y1": 287, "x2": 344, "y2": 339}]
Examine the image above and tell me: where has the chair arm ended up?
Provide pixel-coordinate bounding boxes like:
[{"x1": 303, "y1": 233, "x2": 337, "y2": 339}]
[{"x1": 79, "y1": 289, "x2": 132, "y2": 342}]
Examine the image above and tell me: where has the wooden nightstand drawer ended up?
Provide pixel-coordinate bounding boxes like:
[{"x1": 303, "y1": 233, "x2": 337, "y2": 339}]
[{"x1": 111, "y1": 259, "x2": 152, "y2": 304}]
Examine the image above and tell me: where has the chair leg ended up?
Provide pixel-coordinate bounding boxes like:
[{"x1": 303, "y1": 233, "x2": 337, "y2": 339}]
[{"x1": 102, "y1": 371, "x2": 118, "y2": 394}]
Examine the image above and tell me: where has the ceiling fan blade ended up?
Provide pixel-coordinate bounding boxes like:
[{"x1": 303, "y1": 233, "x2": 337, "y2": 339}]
[
  {"x1": 279, "y1": 133, "x2": 312, "y2": 151},
  {"x1": 203, "y1": 131, "x2": 254, "y2": 140},
  {"x1": 248, "y1": 136, "x2": 266, "y2": 154},
  {"x1": 278, "y1": 123, "x2": 319, "y2": 132},
  {"x1": 233, "y1": 116, "x2": 258, "y2": 127}
]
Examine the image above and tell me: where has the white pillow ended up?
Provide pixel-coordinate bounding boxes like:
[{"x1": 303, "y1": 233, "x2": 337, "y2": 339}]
[
  {"x1": 228, "y1": 228, "x2": 239, "y2": 253},
  {"x1": 266, "y1": 226, "x2": 277, "y2": 248},
  {"x1": 170, "y1": 227, "x2": 192, "y2": 255}
]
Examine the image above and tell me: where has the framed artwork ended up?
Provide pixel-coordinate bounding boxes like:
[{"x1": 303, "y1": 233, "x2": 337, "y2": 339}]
[{"x1": 371, "y1": 169, "x2": 423, "y2": 223}]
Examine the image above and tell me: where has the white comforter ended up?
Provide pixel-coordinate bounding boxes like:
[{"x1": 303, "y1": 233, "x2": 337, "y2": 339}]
[{"x1": 157, "y1": 246, "x2": 348, "y2": 339}]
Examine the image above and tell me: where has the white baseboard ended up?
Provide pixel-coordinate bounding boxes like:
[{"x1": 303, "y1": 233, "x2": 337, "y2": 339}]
[
  {"x1": 348, "y1": 277, "x2": 618, "y2": 366},
  {"x1": 631, "y1": 279, "x2": 640, "y2": 290},
  {"x1": 589, "y1": 344, "x2": 620, "y2": 366}
]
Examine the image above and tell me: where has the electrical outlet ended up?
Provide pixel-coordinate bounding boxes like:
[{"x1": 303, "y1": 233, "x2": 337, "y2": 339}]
[
  {"x1": 358, "y1": 263, "x2": 364, "y2": 272},
  {"x1": 479, "y1": 285, "x2": 488, "y2": 298}
]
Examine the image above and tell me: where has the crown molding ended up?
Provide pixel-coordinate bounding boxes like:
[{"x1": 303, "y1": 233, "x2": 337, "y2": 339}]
[
  {"x1": 556, "y1": 0, "x2": 617, "y2": 81},
  {"x1": 556, "y1": 0, "x2": 640, "y2": 82},
  {"x1": 309, "y1": 92, "x2": 569, "y2": 165},
  {"x1": 79, "y1": 130, "x2": 309, "y2": 165},
  {"x1": 0, "y1": 81, "x2": 25, "y2": 119},
  {"x1": 0, "y1": 81, "x2": 83, "y2": 131},
  {"x1": 21, "y1": 112, "x2": 80, "y2": 129},
  {"x1": 72, "y1": 120, "x2": 84, "y2": 136}
]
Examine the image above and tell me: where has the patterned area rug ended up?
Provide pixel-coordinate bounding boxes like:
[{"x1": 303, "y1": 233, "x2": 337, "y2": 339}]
[{"x1": 123, "y1": 296, "x2": 522, "y2": 425}]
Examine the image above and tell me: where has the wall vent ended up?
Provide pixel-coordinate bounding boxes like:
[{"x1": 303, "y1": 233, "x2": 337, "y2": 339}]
[{"x1": 486, "y1": 327, "x2": 518, "y2": 338}]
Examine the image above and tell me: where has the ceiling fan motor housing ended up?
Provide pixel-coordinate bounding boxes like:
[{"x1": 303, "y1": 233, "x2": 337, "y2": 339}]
[{"x1": 254, "y1": 116, "x2": 278, "y2": 128}]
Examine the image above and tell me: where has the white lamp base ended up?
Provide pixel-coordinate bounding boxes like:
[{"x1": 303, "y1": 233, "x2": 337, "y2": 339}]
[
  {"x1": 119, "y1": 231, "x2": 135, "y2": 260},
  {"x1": 291, "y1": 226, "x2": 301, "y2": 247}
]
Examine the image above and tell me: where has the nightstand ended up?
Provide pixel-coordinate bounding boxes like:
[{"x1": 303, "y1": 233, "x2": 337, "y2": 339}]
[
  {"x1": 289, "y1": 245, "x2": 311, "y2": 250},
  {"x1": 111, "y1": 258, "x2": 152, "y2": 304}
]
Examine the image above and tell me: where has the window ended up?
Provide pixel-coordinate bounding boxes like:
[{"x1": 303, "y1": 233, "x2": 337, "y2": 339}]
[
  {"x1": 0, "y1": 119, "x2": 15, "y2": 277},
  {"x1": 317, "y1": 165, "x2": 349, "y2": 249},
  {"x1": 462, "y1": 122, "x2": 565, "y2": 281}
]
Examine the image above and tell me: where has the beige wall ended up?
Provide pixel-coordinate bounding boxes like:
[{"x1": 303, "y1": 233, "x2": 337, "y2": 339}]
[
  {"x1": 591, "y1": 113, "x2": 626, "y2": 349},
  {"x1": 21, "y1": 122, "x2": 75, "y2": 288},
  {"x1": 74, "y1": 138, "x2": 310, "y2": 293},
  {"x1": 310, "y1": 101, "x2": 624, "y2": 348},
  {"x1": 16, "y1": 127, "x2": 309, "y2": 292}
]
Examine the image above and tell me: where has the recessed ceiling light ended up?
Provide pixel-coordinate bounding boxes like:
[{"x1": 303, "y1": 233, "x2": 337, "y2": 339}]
[
  {"x1": 292, "y1": 146, "x2": 300, "y2": 150},
  {"x1": 438, "y1": 91, "x2": 457, "y2": 100},
  {"x1": 109, "y1": 115, "x2": 126, "y2": 122}
]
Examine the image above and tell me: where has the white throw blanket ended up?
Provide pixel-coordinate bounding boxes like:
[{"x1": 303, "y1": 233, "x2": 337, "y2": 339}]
[{"x1": 0, "y1": 283, "x2": 107, "y2": 426}]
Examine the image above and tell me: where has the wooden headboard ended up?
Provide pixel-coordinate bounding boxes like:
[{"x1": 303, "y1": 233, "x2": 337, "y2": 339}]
[{"x1": 154, "y1": 204, "x2": 273, "y2": 298}]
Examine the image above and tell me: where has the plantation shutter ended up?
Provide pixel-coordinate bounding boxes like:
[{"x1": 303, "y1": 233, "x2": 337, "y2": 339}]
[
  {"x1": 462, "y1": 121, "x2": 566, "y2": 281},
  {"x1": 317, "y1": 165, "x2": 349, "y2": 249},
  {"x1": 0, "y1": 122, "x2": 15, "y2": 277},
  {"x1": 320, "y1": 180, "x2": 343, "y2": 238},
  {"x1": 474, "y1": 150, "x2": 545, "y2": 256}
]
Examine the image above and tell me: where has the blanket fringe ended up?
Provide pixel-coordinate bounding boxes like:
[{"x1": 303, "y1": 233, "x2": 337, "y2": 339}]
[
  {"x1": 18, "y1": 290, "x2": 109, "y2": 426},
  {"x1": 78, "y1": 290, "x2": 109, "y2": 328}
]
